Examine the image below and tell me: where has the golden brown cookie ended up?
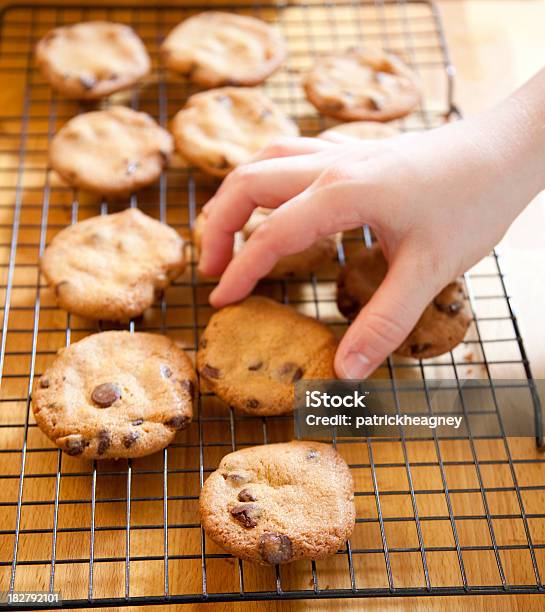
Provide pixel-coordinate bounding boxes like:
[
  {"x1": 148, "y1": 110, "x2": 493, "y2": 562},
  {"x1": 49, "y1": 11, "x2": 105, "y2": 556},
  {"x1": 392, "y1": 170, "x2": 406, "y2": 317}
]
[
  {"x1": 197, "y1": 297, "x2": 337, "y2": 416},
  {"x1": 171, "y1": 87, "x2": 299, "y2": 178},
  {"x1": 161, "y1": 11, "x2": 285, "y2": 88},
  {"x1": 193, "y1": 208, "x2": 340, "y2": 278},
  {"x1": 49, "y1": 106, "x2": 173, "y2": 196},
  {"x1": 319, "y1": 120, "x2": 398, "y2": 140},
  {"x1": 41, "y1": 208, "x2": 185, "y2": 321},
  {"x1": 200, "y1": 441, "x2": 355, "y2": 565},
  {"x1": 337, "y1": 245, "x2": 471, "y2": 359},
  {"x1": 35, "y1": 22, "x2": 150, "y2": 100},
  {"x1": 32, "y1": 331, "x2": 196, "y2": 460},
  {"x1": 304, "y1": 48, "x2": 420, "y2": 121}
]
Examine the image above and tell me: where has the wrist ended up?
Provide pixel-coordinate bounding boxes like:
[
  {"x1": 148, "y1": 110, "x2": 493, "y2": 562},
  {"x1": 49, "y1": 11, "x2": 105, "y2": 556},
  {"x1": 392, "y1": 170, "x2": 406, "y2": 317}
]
[
  {"x1": 468, "y1": 81, "x2": 545, "y2": 210},
  {"x1": 495, "y1": 69, "x2": 545, "y2": 193}
]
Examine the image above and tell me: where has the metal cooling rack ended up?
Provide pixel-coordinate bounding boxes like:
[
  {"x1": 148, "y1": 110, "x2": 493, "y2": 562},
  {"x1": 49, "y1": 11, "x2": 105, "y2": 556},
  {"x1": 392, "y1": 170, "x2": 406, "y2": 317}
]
[{"x1": 0, "y1": 1, "x2": 544, "y2": 608}]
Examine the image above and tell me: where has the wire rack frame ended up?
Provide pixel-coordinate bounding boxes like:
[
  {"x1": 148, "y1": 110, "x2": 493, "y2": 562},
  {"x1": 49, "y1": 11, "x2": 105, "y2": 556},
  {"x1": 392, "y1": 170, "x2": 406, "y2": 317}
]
[{"x1": 0, "y1": 1, "x2": 544, "y2": 609}]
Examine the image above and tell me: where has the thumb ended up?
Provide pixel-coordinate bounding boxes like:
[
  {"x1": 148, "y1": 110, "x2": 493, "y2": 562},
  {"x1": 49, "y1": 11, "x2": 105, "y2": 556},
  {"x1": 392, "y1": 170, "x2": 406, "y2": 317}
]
[{"x1": 334, "y1": 254, "x2": 436, "y2": 379}]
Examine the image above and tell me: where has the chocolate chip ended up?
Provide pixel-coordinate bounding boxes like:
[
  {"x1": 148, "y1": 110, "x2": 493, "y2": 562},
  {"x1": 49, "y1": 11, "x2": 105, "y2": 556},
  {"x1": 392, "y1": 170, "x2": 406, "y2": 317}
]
[
  {"x1": 213, "y1": 156, "x2": 230, "y2": 170},
  {"x1": 230, "y1": 503, "x2": 261, "y2": 528},
  {"x1": 277, "y1": 362, "x2": 304, "y2": 382},
  {"x1": 64, "y1": 434, "x2": 87, "y2": 456},
  {"x1": 39, "y1": 377, "x2": 50, "y2": 388},
  {"x1": 97, "y1": 430, "x2": 111, "y2": 455},
  {"x1": 246, "y1": 398, "x2": 260, "y2": 409},
  {"x1": 161, "y1": 365, "x2": 172, "y2": 378},
  {"x1": 91, "y1": 383, "x2": 121, "y2": 408},
  {"x1": 367, "y1": 95, "x2": 384, "y2": 111},
  {"x1": 278, "y1": 362, "x2": 297, "y2": 377},
  {"x1": 224, "y1": 470, "x2": 252, "y2": 485},
  {"x1": 199, "y1": 337, "x2": 207, "y2": 348},
  {"x1": 164, "y1": 414, "x2": 190, "y2": 430},
  {"x1": 248, "y1": 360, "x2": 263, "y2": 371},
  {"x1": 202, "y1": 364, "x2": 220, "y2": 379},
  {"x1": 126, "y1": 161, "x2": 139, "y2": 175},
  {"x1": 306, "y1": 449, "x2": 320, "y2": 460},
  {"x1": 79, "y1": 75, "x2": 96, "y2": 90},
  {"x1": 410, "y1": 343, "x2": 432, "y2": 356},
  {"x1": 132, "y1": 418, "x2": 144, "y2": 426},
  {"x1": 338, "y1": 295, "x2": 361, "y2": 320},
  {"x1": 259, "y1": 532, "x2": 293, "y2": 564},
  {"x1": 292, "y1": 367, "x2": 304, "y2": 383},
  {"x1": 180, "y1": 379, "x2": 194, "y2": 399},
  {"x1": 123, "y1": 431, "x2": 140, "y2": 448},
  {"x1": 237, "y1": 488, "x2": 256, "y2": 502},
  {"x1": 434, "y1": 299, "x2": 462, "y2": 317}
]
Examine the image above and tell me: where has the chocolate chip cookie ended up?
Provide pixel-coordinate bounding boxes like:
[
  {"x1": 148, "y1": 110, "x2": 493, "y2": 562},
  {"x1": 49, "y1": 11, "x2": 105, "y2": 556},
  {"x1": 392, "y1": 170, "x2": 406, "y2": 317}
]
[
  {"x1": 319, "y1": 120, "x2": 398, "y2": 140},
  {"x1": 36, "y1": 22, "x2": 150, "y2": 100},
  {"x1": 197, "y1": 297, "x2": 337, "y2": 416},
  {"x1": 161, "y1": 11, "x2": 285, "y2": 88},
  {"x1": 171, "y1": 87, "x2": 299, "y2": 178},
  {"x1": 49, "y1": 106, "x2": 173, "y2": 196},
  {"x1": 200, "y1": 441, "x2": 355, "y2": 565},
  {"x1": 304, "y1": 48, "x2": 420, "y2": 121},
  {"x1": 337, "y1": 245, "x2": 471, "y2": 359},
  {"x1": 193, "y1": 208, "x2": 340, "y2": 278},
  {"x1": 32, "y1": 331, "x2": 196, "y2": 460},
  {"x1": 41, "y1": 208, "x2": 185, "y2": 321}
]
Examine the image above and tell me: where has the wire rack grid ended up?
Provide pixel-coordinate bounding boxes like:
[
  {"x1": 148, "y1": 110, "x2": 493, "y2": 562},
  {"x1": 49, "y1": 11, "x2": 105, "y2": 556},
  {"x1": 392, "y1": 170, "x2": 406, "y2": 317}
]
[{"x1": 0, "y1": 1, "x2": 544, "y2": 609}]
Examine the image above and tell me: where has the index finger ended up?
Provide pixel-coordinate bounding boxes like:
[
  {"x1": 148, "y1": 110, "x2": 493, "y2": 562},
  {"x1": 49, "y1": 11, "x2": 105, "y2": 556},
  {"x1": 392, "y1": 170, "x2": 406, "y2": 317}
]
[
  {"x1": 209, "y1": 177, "x2": 368, "y2": 307},
  {"x1": 199, "y1": 153, "x2": 330, "y2": 277}
]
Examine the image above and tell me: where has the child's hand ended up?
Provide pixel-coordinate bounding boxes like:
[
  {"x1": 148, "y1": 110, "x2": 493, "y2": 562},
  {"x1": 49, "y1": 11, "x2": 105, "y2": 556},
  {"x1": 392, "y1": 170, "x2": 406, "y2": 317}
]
[{"x1": 199, "y1": 70, "x2": 545, "y2": 379}]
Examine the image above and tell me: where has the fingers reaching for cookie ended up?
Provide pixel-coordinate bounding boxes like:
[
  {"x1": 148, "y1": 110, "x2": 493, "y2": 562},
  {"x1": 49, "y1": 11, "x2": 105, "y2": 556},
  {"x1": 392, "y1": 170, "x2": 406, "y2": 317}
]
[
  {"x1": 199, "y1": 155, "x2": 332, "y2": 277},
  {"x1": 203, "y1": 91, "x2": 545, "y2": 377},
  {"x1": 207, "y1": 176, "x2": 370, "y2": 307},
  {"x1": 198, "y1": 139, "x2": 385, "y2": 278}
]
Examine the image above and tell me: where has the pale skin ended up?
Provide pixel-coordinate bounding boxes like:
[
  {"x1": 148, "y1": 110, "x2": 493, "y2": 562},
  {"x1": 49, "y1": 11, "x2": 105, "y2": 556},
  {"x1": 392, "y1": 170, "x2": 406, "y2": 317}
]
[{"x1": 199, "y1": 68, "x2": 545, "y2": 379}]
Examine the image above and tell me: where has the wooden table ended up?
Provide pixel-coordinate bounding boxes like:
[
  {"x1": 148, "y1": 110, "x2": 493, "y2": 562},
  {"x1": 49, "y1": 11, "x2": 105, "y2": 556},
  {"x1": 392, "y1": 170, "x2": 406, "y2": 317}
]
[{"x1": 0, "y1": 1, "x2": 543, "y2": 611}]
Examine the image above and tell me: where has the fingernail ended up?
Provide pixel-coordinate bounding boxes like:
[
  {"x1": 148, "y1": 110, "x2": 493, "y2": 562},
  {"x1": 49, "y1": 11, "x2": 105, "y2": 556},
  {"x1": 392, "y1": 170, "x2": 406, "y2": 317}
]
[{"x1": 340, "y1": 352, "x2": 372, "y2": 380}]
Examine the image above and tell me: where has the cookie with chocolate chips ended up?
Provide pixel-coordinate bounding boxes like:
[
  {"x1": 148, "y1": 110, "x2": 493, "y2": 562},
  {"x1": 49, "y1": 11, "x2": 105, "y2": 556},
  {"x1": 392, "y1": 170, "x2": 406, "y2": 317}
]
[
  {"x1": 197, "y1": 296, "x2": 337, "y2": 416},
  {"x1": 193, "y1": 208, "x2": 340, "y2": 278},
  {"x1": 171, "y1": 87, "x2": 299, "y2": 178},
  {"x1": 160, "y1": 12, "x2": 285, "y2": 88},
  {"x1": 337, "y1": 244, "x2": 471, "y2": 359},
  {"x1": 35, "y1": 22, "x2": 150, "y2": 100},
  {"x1": 199, "y1": 441, "x2": 355, "y2": 565},
  {"x1": 304, "y1": 48, "x2": 420, "y2": 122},
  {"x1": 49, "y1": 106, "x2": 173, "y2": 196},
  {"x1": 40, "y1": 208, "x2": 185, "y2": 321},
  {"x1": 32, "y1": 331, "x2": 196, "y2": 460}
]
